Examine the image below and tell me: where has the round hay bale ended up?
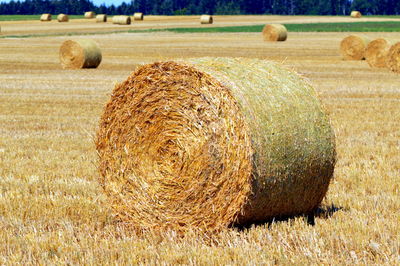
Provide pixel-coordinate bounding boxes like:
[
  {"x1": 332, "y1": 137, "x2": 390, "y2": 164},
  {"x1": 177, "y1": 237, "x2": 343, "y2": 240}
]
[
  {"x1": 386, "y1": 42, "x2": 400, "y2": 73},
  {"x1": 59, "y1": 39, "x2": 102, "y2": 69},
  {"x1": 96, "y1": 14, "x2": 107, "y2": 23},
  {"x1": 350, "y1": 11, "x2": 362, "y2": 18},
  {"x1": 262, "y1": 24, "x2": 287, "y2": 42},
  {"x1": 112, "y1": 15, "x2": 131, "y2": 25},
  {"x1": 95, "y1": 57, "x2": 336, "y2": 233},
  {"x1": 133, "y1": 12, "x2": 144, "y2": 21},
  {"x1": 57, "y1": 14, "x2": 69, "y2": 22},
  {"x1": 200, "y1": 15, "x2": 213, "y2": 24},
  {"x1": 84, "y1": 11, "x2": 96, "y2": 19},
  {"x1": 365, "y1": 38, "x2": 391, "y2": 68},
  {"x1": 340, "y1": 35, "x2": 370, "y2": 60},
  {"x1": 40, "y1": 13, "x2": 51, "y2": 21}
]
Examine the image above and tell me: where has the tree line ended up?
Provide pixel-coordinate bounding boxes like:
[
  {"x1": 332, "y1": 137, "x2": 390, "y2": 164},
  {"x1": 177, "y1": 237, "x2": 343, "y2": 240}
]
[{"x1": 1, "y1": 0, "x2": 400, "y2": 16}]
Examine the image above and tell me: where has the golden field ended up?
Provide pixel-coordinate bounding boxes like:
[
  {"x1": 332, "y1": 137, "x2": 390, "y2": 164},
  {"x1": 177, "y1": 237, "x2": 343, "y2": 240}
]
[{"x1": 0, "y1": 16, "x2": 399, "y2": 264}]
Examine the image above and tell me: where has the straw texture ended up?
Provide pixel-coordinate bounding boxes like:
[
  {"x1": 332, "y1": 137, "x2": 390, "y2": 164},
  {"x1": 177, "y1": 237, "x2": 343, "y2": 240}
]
[
  {"x1": 386, "y1": 42, "x2": 400, "y2": 73},
  {"x1": 350, "y1": 11, "x2": 362, "y2": 18},
  {"x1": 112, "y1": 15, "x2": 131, "y2": 25},
  {"x1": 96, "y1": 57, "x2": 336, "y2": 233},
  {"x1": 262, "y1": 24, "x2": 288, "y2": 42},
  {"x1": 340, "y1": 35, "x2": 370, "y2": 60},
  {"x1": 59, "y1": 39, "x2": 102, "y2": 69},
  {"x1": 96, "y1": 14, "x2": 107, "y2": 23},
  {"x1": 84, "y1": 11, "x2": 96, "y2": 18},
  {"x1": 57, "y1": 14, "x2": 69, "y2": 22},
  {"x1": 40, "y1": 13, "x2": 51, "y2": 21},
  {"x1": 200, "y1": 15, "x2": 213, "y2": 24},
  {"x1": 365, "y1": 38, "x2": 391, "y2": 68},
  {"x1": 134, "y1": 12, "x2": 144, "y2": 21}
]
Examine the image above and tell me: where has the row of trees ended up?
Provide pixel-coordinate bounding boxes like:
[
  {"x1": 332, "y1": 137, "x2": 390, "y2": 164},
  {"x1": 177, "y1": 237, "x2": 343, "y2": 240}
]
[{"x1": 1, "y1": 0, "x2": 400, "y2": 16}]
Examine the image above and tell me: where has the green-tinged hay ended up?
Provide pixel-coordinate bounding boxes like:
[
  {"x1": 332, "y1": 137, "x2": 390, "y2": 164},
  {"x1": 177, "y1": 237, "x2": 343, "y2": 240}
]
[
  {"x1": 133, "y1": 12, "x2": 143, "y2": 21},
  {"x1": 365, "y1": 38, "x2": 391, "y2": 68},
  {"x1": 262, "y1": 24, "x2": 287, "y2": 42},
  {"x1": 386, "y1": 42, "x2": 400, "y2": 73},
  {"x1": 112, "y1": 15, "x2": 131, "y2": 25},
  {"x1": 95, "y1": 57, "x2": 336, "y2": 233},
  {"x1": 350, "y1": 11, "x2": 362, "y2": 18},
  {"x1": 84, "y1": 11, "x2": 96, "y2": 18},
  {"x1": 57, "y1": 14, "x2": 69, "y2": 22},
  {"x1": 96, "y1": 14, "x2": 107, "y2": 23},
  {"x1": 200, "y1": 15, "x2": 213, "y2": 24},
  {"x1": 340, "y1": 35, "x2": 370, "y2": 60},
  {"x1": 40, "y1": 13, "x2": 51, "y2": 21},
  {"x1": 59, "y1": 39, "x2": 102, "y2": 69}
]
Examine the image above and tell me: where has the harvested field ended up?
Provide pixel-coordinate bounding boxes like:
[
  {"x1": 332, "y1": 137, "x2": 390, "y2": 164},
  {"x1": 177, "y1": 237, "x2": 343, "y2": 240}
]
[{"x1": 0, "y1": 23, "x2": 399, "y2": 264}]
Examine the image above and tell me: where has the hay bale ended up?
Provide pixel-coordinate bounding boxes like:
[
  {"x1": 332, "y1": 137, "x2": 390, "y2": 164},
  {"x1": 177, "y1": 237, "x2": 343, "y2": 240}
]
[
  {"x1": 59, "y1": 39, "x2": 102, "y2": 69},
  {"x1": 96, "y1": 14, "x2": 107, "y2": 23},
  {"x1": 84, "y1": 11, "x2": 96, "y2": 19},
  {"x1": 40, "y1": 13, "x2": 51, "y2": 21},
  {"x1": 95, "y1": 57, "x2": 336, "y2": 233},
  {"x1": 340, "y1": 35, "x2": 370, "y2": 60},
  {"x1": 365, "y1": 38, "x2": 391, "y2": 68},
  {"x1": 200, "y1": 15, "x2": 213, "y2": 24},
  {"x1": 112, "y1": 15, "x2": 131, "y2": 25},
  {"x1": 133, "y1": 12, "x2": 143, "y2": 21},
  {"x1": 386, "y1": 42, "x2": 400, "y2": 73},
  {"x1": 350, "y1": 11, "x2": 362, "y2": 18},
  {"x1": 262, "y1": 24, "x2": 287, "y2": 42},
  {"x1": 57, "y1": 14, "x2": 69, "y2": 22}
]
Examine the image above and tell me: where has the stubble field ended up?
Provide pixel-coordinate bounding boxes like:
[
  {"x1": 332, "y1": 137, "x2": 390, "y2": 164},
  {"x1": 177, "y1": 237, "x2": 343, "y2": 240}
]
[{"x1": 0, "y1": 16, "x2": 399, "y2": 264}]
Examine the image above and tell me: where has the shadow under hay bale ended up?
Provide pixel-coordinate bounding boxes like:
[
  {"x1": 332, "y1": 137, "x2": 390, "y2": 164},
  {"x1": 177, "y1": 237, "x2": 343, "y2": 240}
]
[
  {"x1": 59, "y1": 39, "x2": 102, "y2": 69},
  {"x1": 95, "y1": 57, "x2": 336, "y2": 234},
  {"x1": 262, "y1": 24, "x2": 287, "y2": 42},
  {"x1": 340, "y1": 35, "x2": 370, "y2": 60}
]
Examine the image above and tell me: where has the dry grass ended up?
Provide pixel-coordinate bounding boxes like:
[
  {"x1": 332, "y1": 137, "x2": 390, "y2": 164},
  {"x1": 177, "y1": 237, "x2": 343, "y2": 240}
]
[{"x1": 0, "y1": 28, "x2": 399, "y2": 264}]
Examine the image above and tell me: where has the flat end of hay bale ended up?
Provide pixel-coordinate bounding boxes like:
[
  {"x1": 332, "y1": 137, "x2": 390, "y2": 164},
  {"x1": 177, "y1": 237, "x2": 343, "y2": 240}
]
[
  {"x1": 59, "y1": 39, "x2": 102, "y2": 69},
  {"x1": 200, "y1": 15, "x2": 213, "y2": 24},
  {"x1": 262, "y1": 24, "x2": 287, "y2": 42},
  {"x1": 340, "y1": 35, "x2": 370, "y2": 60},
  {"x1": 365, "y1": 38, "x2": 391, "y2": 68}
]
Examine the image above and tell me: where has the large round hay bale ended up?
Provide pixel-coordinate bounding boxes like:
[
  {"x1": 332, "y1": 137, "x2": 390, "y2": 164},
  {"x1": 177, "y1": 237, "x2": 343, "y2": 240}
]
[
  {"x1": 59, "y1": 39, "x2": 102, "y2": 69},
  {"x1": 40, "y1": 13, "x2": 51, "y2": 21},
  {"x1": 350, "y1": 11, "x2": 362, "y2": 18},
  {"x1": 365, "y1": 38, "x2": 391, "y2": 68},
  {"x1": 386, "y1": 42, "x2": 400, "y2": 73},
  {"x1": 96, "y1": 14, "x2": 107, "y2": 23},
  {"x1": 133, "y1": 12, "x2": 143, "y2": 21},
  {"x1": 340, "y1": 35, "x2": 370, "y2": 60},
  {"x1": 262, "y1": 24, "x2": 287, "y2": 42},
  {"x1": 57, "y1": 14, "x2": 69, "y2": 22},
  {"x1": 84, "y1": 11, "x2": 96, "y2": 19},
  {"x1": 112, "y1": 15, "x2": 131, "y2": 25},
  {"x1": 200, "y1": 15, "x2": 213, "y2": 24},
  {"x1": 95, "y1": 57, "x2": 336, "y2": 233}
]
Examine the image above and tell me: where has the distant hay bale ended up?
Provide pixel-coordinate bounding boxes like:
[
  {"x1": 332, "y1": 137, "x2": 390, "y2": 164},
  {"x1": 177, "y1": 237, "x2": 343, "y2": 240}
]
[
  {"x1": 84, "y1": 11, "x2": 96, "y2": 19},
  {"x1": 262, "y1": 24, "x2": 287, "y2": 42},
  {"x1": 96, "y1": 14, "x2": 107, "y2": 23},
  {"x1": 59, "y1": 39, "x2": 102, "y2": 69},
  {"x1": 340, "y1": 35, "x2": 370, "y2": 60},
  {"x1": 200, "y1": 15, "x2": 213, "y2": 24},
  {"x1": 365, "y1": 38, "x2": 391, "y2": 68},
  {"x1": 112, "y1": 15, "x2": 131, "y2": 25},
  {"x1": 40, "y1": 13, "x2": 51, "y2": 21},
  {"x1": 95, "y1": 57, "x2": 336, "y2": 233},
  {"x1": 57, "y1": 14, "x2": 69, "y2": 22},
  {"x1": 386, "y1": 42, "x2": 400, "y2": 73},
  {"x1": 133, "y1": 12, "x2": 143, "y2": 21},
  {"x1": 350, "y1": 11, "x2": 362, "y2": 18}
]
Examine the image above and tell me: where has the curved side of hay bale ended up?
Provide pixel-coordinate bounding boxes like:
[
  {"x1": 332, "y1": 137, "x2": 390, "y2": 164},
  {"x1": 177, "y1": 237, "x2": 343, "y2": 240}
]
[
  {"x1": 57, "y1": 14, "x2": 69, "y2": 22},
  {"x1": 112, "y1": 15, "x2": 131, "y2": 25},
  {"x1": 95, "y1": 57, "x2": 336, "y2": 232},
  {"x1": 365, "y1": 38, "x2": 391, "y2": 68},
  {"x1": 40, "y1": 13, "x2": 51, "y2": 21},
  {"x1": 340, "y1": 35, "x2": 370, "y2": 60},
  {"x1": 59, "y1": 39, "x2": 102, "y2": 69},
  {"x1": 96, "y1": 14, "x2": 107, "y2": 23},
  {"x1": 133, "y1": 12, "x2": 144, "y2": 21},
  {"x1": 84, "y1": 11, "x2": 96, "y2": 19},
  {"x1": 262, "y1": 24, "x2": 287, "y2": 42},
  {"x1": 350, "y1": 11, "x2": 362, "y2": 18},
  {"x1": 386, "y1": 42, "x2": 400, "y2": 73},
  {"x1": 200, "y1": 15, "x2": 213, "y2": 24}
]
